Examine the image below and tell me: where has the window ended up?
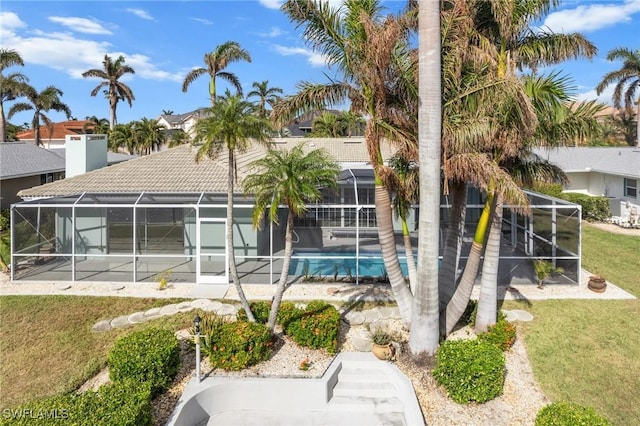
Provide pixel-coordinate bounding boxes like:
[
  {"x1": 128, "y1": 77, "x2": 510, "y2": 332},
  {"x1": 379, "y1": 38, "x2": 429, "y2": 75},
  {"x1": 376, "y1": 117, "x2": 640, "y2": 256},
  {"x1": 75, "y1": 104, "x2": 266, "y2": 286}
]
[{"x1": 624, "y1": 178, "x2": 637, "y2": 198}]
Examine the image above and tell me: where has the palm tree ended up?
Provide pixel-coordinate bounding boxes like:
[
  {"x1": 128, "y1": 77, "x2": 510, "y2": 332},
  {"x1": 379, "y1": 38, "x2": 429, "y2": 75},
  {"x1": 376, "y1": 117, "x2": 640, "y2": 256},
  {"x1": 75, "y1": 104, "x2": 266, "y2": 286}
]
[
  {"x1": 277, "y1": 0, "x2": 416, "y2": 326},
  {"x1": 192, "y1": 92, "x2": 273, "y2": 321},
  {"x1": 310, "y1": 112, "x2": 346, "y2": 137},
  {"x1": 168, "y1": 129, "x2": 190, "y2": 147},
  {"x1": 247, "y1": 80, "x2": 283, "y2": 118},
  {"x1": 83, "y1": 115, "x2": 110, "y2": 134},
  {"x1": 182, "y1": 41, "x2": 251, "y2": 106},
  {"x1": 109, "y1": 122, "x2": 136, "y2": 154},
  {"x1": 340, "y1": 110, "x2": 364, "y2": 137},
  {"x1": 82, "y1": 55, "x2": 135, "y2": 130},
  {"x1": 596, "y1": 47, "x2": 640, "y2": 147},
  {"x1": 8, "y1": 85, "x2": 72, "y2": 147},
  {"x1": 243, "y1": 144, "x2": 339, "y2": 332},
  {"x1": 1, "y1": 49, "x2": 29, "y2": 143},
  {"x1": 134, "y1": 117, "x2": 166, "y2": 154}
]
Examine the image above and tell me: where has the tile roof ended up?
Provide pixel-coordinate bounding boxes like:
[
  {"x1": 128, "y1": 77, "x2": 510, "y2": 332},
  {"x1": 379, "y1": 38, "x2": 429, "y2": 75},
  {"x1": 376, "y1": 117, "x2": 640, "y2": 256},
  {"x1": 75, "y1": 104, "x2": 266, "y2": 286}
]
[
  {"x1": 18, "y1": 137, "x2": 395, "y2": 198},
  {"x1": 532, "y1": 146, "x2": 640, "y2": 178},
  {"x1": 0, "y1": 142, "x2": 65, "y2": 179},
  {"x1": 16, "y1": 120, "x2": 95, "y2": 140}
]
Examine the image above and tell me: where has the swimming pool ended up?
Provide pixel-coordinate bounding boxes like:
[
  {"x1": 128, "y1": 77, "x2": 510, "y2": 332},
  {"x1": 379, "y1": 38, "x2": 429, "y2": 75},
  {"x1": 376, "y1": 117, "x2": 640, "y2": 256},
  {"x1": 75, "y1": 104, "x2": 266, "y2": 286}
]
[{"x1": 288, "y1": 250, "x2": 412, "y2": 278}]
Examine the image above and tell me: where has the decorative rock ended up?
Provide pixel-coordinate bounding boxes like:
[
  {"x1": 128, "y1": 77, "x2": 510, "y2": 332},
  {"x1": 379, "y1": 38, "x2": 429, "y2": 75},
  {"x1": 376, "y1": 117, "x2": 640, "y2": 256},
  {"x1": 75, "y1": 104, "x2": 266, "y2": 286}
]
[
  {"x1": 363, "y1": 309, "x2": 381, "y2": 323},
  {"x1": 92, "y1": 320, "x2": 112, "y2": 332},
  {"x1": 378, "y1": 307, "x2": 396, "y2": 320},
  {"x1": 343, "y1": 311, "x2": 366, "y2": 325},
  {"x1": 127, "y1": 312, "x2": 147, "y2": 324},
  {"x1": 144, "y1": 307, "x2": 162, "y2": 317},
  {"x1": 159, "y1": 304, "x2": 178, "y2": 316},
  {"x1": 110, "y1": 315, "x2": 131, "y2": 328}
]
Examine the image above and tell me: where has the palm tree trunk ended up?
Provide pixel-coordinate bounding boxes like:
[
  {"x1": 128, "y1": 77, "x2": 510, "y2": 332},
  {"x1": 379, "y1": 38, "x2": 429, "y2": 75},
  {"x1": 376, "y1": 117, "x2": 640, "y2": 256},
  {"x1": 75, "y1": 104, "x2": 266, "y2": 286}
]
[
  {"x1": 636, "y1": 101, "x2": 639, "y2": 148},
  {"x1": 475, "y1": 193, "x2": 504, "y2": 333},
  {"x1": 227, "y1": 149, "x2": 255, "y2": 322},
  {"x1": 34, "y1": 119, "x2": 41, "y2": 147},
  {"x1": 402, "y1": 218, "x2": 417, "y2": 294},
  {"x1": 110, "y1": 97, "x2": 117, "y2": 130},
  {"x1": 409, "y1": 0, "x2": 441, "y2": 356},
  {"x1": 375, "y1": 185, "x2": 413, "y2": 326},
  {"x1": 0, "y1": 101, "x2": 6, "y2": 142},
  {"x1": 267, "y1": 211, "x2": 294, "y2": 332},
  {"x1": 438, "y1": 181, "x2": 467, "y2": 310},
  {"x1": 441, "y1": 192, "x2": 493, "y2": 336}
]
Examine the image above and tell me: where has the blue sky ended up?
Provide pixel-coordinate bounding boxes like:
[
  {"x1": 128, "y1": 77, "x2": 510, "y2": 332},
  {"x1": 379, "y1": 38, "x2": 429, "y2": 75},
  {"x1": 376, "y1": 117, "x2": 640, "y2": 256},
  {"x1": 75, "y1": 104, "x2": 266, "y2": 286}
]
[{"x1": 1, "y1": 0, "x2": 639, "y2": 127}]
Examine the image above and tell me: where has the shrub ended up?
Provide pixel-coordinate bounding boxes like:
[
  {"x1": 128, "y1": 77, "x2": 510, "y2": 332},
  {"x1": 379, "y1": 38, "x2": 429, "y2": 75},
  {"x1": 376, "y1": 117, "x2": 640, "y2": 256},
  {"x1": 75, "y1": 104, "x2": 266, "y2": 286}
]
[
  {"x1": 535, "y1": 401, "x2": 610, "y2": 426},
  {"x1": 283, "y1": 301, "x2": 341, "y2": 354},
  {"x1": 559, "y1": 193, "x2": 611, "y2": 221},
  {"x1": 0, "y1": 380, "x2": 152, "y2": 426},
  {"x1": 236, "y1": 300, "x2": 273, "y2": 324},
  {"x1": 206, "y1": 319, "x2": 273, "y2": 371},
  {"x1": 462, "y1": 299, "x2": 478, "y2": 326},
  {"x1": 0, "y1": 209, "x2": 9, "y2": 232},
  {"x1": 478, "y1": 318, "x2": 517, "y2": 351},
  {"x1": 432, "y1": 339, "x2": 505, "y2": 404},
  {"x1": 531, "y1": 183, "x2": 564, "y2": 198},
  {"x1": 108, "y1": 327, "x2": 180, "y2": 397}
]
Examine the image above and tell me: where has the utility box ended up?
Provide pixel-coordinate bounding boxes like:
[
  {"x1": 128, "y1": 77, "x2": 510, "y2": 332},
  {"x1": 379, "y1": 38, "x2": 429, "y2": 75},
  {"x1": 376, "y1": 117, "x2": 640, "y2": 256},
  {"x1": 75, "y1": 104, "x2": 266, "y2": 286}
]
[{"x1": 65, "y1": 134, "x2": 108, "y2": 178}]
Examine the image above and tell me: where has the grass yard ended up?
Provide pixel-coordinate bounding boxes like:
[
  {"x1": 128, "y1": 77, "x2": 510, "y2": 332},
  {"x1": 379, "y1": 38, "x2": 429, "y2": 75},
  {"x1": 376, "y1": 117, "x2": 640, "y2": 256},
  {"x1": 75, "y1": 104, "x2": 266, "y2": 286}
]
[
  {"x1": 0, "y1": 296, "x2": 193, "y2": 410},
  {"x1": 508, "y1": 222, "x2": 640, "y2": 425}
]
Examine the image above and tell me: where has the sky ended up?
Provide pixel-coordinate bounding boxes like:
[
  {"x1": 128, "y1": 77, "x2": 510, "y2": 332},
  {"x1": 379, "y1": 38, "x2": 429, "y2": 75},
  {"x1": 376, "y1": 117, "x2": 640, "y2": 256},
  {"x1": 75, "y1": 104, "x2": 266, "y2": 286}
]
[{"x1": 1, "y1": 0, "x2": 639, "y2": 127}]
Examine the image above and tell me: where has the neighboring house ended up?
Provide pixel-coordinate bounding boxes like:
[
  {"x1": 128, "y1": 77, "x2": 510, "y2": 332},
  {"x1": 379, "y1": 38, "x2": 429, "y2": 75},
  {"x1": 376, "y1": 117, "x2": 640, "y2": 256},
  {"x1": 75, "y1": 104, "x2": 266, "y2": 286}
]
[
  {"x1": 12, "y1": 137, "x2": 581, "y2": 287},
  {"x1": 16, "y1": 120, "x2": 96, "y2": 149},
  {"x1": 0, "y1": 142, "x2": 65, "y2": 209},
  {"x1": 284, "y1": 110, "x2": 342, "y2": 137},
  {"x1": 156, "y1": 108, "x2": 208, "y2": 139},
  {"x1": 0, "y1": 138, "x2": 135, "y2": 209},
  {"x1": 533, "y1": 146, "x2": 640, "y2": 218}
]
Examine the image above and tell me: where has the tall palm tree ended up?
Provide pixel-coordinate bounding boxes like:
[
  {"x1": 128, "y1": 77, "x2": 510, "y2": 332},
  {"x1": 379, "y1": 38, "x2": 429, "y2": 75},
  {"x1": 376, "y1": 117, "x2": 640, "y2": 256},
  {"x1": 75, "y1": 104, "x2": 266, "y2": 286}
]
[
  {"x1": 277, "y1": 0, "x2": 416, "y2": 325},
  {"x1": 134, "y1": 117, "x2": 167, "y2": 154},
  {"x1": 8, "y1": 85, "x2": 72, "y2": 147},
  {"x1": 243, "y1": 144, "x2": 339, "y2": 332},
  {"x1": 340, "y1": 110, "x2": 364, "y2": 137},
  {"x1": 192, "y1": 92, "x2": 273, "y2": 321},
  {"x1": 247, "y1": 80, "x2": 283, "y2": 118},
  {"x1": 109, "y1": 122, "x2": 136, "y2": 154},
  {"x1": 596, "y1": 47, "x2": 640, "y2": 147},
  {"x1": 182, "y1": 41, "x2": 251, "y2": 106},
  {"x1": 1, "y1": 49, "x2": 29, "y2": 143},
  {"x1": 83, "y1": 115, "x2": 110, "y2": 134},
  {"x1": 82, "y1": 55, "x2": 135, "y2": 130},
  {"x1": 311, "y1": 112, "x2": 346, "y2": 137}
]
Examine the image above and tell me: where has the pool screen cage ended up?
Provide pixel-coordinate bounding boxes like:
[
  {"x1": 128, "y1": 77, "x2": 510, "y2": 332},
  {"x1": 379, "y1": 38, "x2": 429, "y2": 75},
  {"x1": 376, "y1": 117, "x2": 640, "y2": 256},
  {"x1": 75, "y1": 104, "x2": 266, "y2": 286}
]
[{"x1": 10, "y1": 189, "x2": 581, "y2": 286}]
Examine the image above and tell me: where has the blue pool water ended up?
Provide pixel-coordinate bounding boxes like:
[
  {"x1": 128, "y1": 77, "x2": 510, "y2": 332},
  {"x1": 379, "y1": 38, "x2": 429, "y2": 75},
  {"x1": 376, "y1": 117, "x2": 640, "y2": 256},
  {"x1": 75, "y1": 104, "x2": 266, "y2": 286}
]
[{"x1": 289, "y1": 250, "x2": 412, "y2": 278}]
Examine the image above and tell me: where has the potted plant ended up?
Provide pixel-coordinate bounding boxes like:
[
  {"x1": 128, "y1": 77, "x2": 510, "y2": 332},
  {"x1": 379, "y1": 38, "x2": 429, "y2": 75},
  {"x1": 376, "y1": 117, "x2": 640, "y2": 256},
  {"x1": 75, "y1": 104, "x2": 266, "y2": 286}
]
[
  {"x1": 532, "y1": 260, "x2": 564, "y2": 289},
  {"x1": 371, "y1": 329, "x2": 394, "y2": 360}
]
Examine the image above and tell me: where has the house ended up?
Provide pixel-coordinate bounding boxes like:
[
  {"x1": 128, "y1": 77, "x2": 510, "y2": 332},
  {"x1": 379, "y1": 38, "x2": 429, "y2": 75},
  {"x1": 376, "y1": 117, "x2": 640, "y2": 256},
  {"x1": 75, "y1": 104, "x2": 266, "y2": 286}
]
[
  {"x1": 533, "y1": 146, "x2": 640, "y2": 218},
  {"x1": 156, "y1": 109, "x2": 209, "y2": 139},
  {"x1": 11, "y1": 137, "x2": 581, "y2": 287},
  {"x1": 16, "y1": 120, "x2": 96, "y2": 149}
]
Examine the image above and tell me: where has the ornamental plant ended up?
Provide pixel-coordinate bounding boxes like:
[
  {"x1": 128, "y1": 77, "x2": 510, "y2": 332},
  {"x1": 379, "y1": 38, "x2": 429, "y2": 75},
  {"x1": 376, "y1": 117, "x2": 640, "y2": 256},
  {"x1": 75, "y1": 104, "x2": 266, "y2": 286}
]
[
  {"x1": 282, "y1": 301, "x2": 341, "y2": 354},
  {"x1": 478, "y1": 318, "x2": 517, "y2": 351},
  {"x1": 535, "y1": 402, "x2": 610, "y2": 425},
  {"x1": 205, "y1": 319, "x2": 273, "y2": 371}
]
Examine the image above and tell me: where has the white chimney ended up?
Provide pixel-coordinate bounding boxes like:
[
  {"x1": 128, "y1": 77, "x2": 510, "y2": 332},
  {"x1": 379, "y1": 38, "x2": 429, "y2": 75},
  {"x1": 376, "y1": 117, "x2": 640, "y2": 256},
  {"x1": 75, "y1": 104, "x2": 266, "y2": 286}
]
[{"x1": 65, "y1": 134, "x2": 108, "y2": 178}]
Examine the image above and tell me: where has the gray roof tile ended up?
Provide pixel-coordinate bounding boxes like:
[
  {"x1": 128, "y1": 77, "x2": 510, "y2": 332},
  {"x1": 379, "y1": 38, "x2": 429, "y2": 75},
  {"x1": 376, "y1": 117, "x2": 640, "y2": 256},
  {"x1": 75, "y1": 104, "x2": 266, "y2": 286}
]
[
  {"x1": 532, "y1": 146, "x2": 640, "y2": 178},
  {"x1": 0, "y1": 142, "x2": 65, "y2": 179}
]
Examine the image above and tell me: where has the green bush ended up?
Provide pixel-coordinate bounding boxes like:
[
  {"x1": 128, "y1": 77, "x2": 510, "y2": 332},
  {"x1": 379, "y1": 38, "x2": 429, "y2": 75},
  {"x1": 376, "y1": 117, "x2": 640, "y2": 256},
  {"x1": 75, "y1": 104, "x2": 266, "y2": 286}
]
[
  {"x1": 283, "y1": 301, "x2": 341, "y2": 354},
  {"x1": 462, "y1": 299, "x2": 478, "y2": 326},
  {"x1": 478, "y1": 318, "x2": 517, "y2": 351},
  {"x1": 0, "y1": 209, "x2": 9, "y2": 232},
  {"x1": 205, "y1": 319, "x2": 273, "y2": 371},
  {"x1": 236, "y1": 300, "x2": 272, "y2": 323},
  {"x1": 0, "y1": 380, "x2": 152, "y2": 426},
  {"x1": 559, "y1": 193, "x2": 611, "y2": 221},
  {"x1": 531, "y1": 183, "x2": 564, "y2": 199},
  {"x1": 108, "y1": 327, "x2": 180, "y2": 397},
  {"x1": 535, "y1": 401, "x2": 610, "y2": 426},
  {"x1": 432, "y1": 339, "x2": 505, "y2": 404}
]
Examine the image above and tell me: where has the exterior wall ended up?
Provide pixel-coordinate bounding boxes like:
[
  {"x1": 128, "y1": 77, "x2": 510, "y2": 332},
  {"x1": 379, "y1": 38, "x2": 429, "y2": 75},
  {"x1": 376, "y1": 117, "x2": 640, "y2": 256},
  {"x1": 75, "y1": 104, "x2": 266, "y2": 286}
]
[
  {"x1": 65, "y1": 135, "x2": 108, "y2": 178},
  {"x1": 2, "y1": 176, "x2": 41, "y2": 209},
  {"x1": 564, "y1": 172, "x2": 591, "y2": 194}
]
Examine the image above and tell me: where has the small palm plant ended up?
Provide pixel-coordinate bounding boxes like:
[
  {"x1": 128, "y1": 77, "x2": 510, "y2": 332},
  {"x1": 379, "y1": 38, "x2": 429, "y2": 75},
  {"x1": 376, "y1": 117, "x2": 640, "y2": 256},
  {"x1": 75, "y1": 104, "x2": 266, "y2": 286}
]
[{"x1": 532, "y1": 260, "x2": 564, "y2": 289}]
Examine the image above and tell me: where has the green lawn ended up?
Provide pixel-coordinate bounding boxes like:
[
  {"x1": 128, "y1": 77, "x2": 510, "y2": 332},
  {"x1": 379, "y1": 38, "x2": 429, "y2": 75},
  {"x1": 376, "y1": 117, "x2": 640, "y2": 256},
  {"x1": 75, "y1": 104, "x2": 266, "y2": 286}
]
[
  {"x1": 508, "y1": 222, "x2": 640, "y2": 425},
  {"x1": 0, "y1": 296, "x2": 192, "y2": 410}
]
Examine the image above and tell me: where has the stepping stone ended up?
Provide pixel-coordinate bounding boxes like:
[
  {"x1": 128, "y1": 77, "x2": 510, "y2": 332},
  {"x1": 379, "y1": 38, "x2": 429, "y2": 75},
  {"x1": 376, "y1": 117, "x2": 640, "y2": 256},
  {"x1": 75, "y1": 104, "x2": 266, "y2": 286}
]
[
  {"x1": 127, "y1": 312, "x2": 147, "y2": 324},
  {"x1": 378, "y1": 307, "x2": 396, "y2": 320},
  {"x1": 92, "y1": 320, "x2": 112, "y2": 332},
  {"x1": 56, "y1": 283, "x2": 72, "y2": 291},
  {"x1": 110, "y1": 315, "x2": 130, "y2": 328},
  {"x1": 159, "y1": 304, "x2": 178, "y2": 316},
  {"x1": 350, "y1": 331, "x2": 373, "y2": 352},
  {"x1": 191, "y1": 299, "x2": 213, "y2": 309},
  {"x1": 109, "y1": 283, "x2": 125, "y2": 292},
  {"x1": 343, "y1": 311, "x2": 365, "y2": 325},
  {"x1": 389, "y1": 307, "x2": 401, "y2": 319},
  {"x1": 144, "y1": 307, "x2": 162, "y2": 317},
  {"x1": 216, "y1": 304, "x2": 237, "y2": 316},
  {"x1": 363, "y1": 309, "x2": 381, "y2": 323},
  {"x1": 176, "y1": 302, "x2": 195, "y2": 313},
  {"x1": 200, "y1": 301, "x2": 223, "y2": 312},
  {"x1": 511, "y1": 309, "x2": 534, "y2": 322},
  {"x1": 503, "y1": 310, "x2": 518, "y2": 322}
]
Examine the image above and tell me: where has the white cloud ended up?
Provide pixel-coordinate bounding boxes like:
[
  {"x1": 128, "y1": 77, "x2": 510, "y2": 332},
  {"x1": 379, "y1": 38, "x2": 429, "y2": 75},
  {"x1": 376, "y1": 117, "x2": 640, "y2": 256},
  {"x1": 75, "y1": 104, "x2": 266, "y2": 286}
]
[
  {"x1": 48, "y1": 16, "x2": 112, "y2": 35},
  {"x1": 0, "y1": 11, "x2": 26, "y2": 30},
  {"x1": 273, "y1": 45, "x2": 327, "y2": 67},
  {"x1": 191, "y1": 17, "x2": 213, "y2": 25},
  {"x1": 576, "y1": 85, "x2": 616, "y2": 105},
  {"x1": 542, "y1": 0, "x2": 640, "y2": 33},
  {"x1": 259, "y1": 0, "x2": 283, "y2": 10},
  {"x1": 125, "y1": 8, "x2": 154, "y2": 21},
  {"x1": 259, "y1": 26, "x2": 285, "y2": 38}
]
